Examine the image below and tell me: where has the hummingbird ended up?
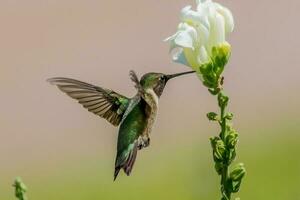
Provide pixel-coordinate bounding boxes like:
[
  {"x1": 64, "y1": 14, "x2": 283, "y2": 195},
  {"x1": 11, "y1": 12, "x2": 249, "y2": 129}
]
[{"x1": 48, "y1": 70, "x2": 194, "y2": 180}]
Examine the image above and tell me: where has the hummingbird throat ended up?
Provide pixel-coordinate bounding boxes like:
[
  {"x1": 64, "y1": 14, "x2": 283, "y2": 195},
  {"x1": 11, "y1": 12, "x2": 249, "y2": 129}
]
[{"x1": 138, "y1": 88, "x2": 159, "y2": 149}]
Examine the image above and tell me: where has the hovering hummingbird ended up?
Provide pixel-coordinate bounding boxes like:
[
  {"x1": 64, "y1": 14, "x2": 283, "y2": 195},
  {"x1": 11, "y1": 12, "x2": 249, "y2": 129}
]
[{"x1": 48, "y1": 70, "x2": 194, "y2": 180}]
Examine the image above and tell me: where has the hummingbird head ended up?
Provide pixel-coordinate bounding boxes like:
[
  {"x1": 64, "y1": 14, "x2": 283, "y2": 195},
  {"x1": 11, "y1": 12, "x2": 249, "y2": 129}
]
[{"x1": 139, "y1": 70, "x2": 195, "y2": 97}]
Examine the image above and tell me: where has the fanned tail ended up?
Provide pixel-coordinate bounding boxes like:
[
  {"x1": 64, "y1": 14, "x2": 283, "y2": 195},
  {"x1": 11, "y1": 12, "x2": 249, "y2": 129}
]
[{"x1": 114, "y1": 142, "x2": 138, "y2": 181}]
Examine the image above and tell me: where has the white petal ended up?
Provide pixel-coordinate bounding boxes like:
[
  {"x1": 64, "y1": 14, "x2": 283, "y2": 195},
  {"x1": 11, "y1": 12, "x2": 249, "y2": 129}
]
[
  {"x1": 172, "y1": 49, "x2": 189, "y2": 66},
  {"x1": 195, "y1": 23, "x2": 209, "y2": 45},
  {"x1": 214, "y1": 3, "x2": 234, "y2": 33},
  {"x1": 164, "y1": 32, "x2": 179, "y2": 52},
  {"x1": 206, "y1": 11, "x2": 225, "y2": 53},
  {"x1": 196, "y1": 0, "x2": 212, "y2": 5},
  {"x1": 181, "y1": 5, "x2": 193, "y2": 17},
  {"x1": 177, "y1": 22, "x2": 186, "y2": 30},
  {"x1": 181, "y1": 5, "x2": 210, "y2": 29},
  {"x1": 197, "y1": 0, "x2": 213, "y2": 13},
  {"x1": 164, "y1": 33, "x2": 176, "y2": 42},
  {"x1": 175, "y1": 32, "x2": 194, "y2": 49},
  {"x1": 198, "y1": 46, "x2": 209, "y2": 64},
  {"x1": 196, "y1": 2, "x2": 211, "y2": 29},
  {"x1": 207, "y1": 1, "x2": 217, "y2": 21},
  {"x1": 214, "y1": 13, "x2": 225, "y2": 44},
  {"x1": 174, "y1": 24, "x2": 197, "y2": 49}
]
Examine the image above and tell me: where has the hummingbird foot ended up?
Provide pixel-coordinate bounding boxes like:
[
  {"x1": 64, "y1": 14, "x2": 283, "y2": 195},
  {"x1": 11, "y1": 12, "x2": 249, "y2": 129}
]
[{"x1": 137, "y1": 136, "x2": 150, "y2": 150}]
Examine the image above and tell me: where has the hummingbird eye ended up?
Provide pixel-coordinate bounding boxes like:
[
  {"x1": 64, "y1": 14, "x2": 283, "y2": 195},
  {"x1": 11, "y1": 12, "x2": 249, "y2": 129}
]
[{"x1": 159, "y1": 76, "x2": 166, "y2": 82}]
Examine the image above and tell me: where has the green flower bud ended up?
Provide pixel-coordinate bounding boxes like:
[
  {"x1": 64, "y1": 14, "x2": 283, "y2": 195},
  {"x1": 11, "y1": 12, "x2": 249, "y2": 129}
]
[
  {"x1": 227, "y1": 163, "x2": 245, "y2": 193},
  {"x1": 210, "y1": 137, "x2": 226, "y2": 162},
  {"x1": 200, "y1": 62, "x2": 219, "y2": 89},
  {"x1": 227, "y1": 178, "x2": 243, "y2": 193},
  {"x1": 218, "y1": 92, "x2": 229, "y2": 108},
  {"x1": 207, "y1": 112, "x2": 219, "y2": 121},
  {"x1": 228, "y1": 148, "x2": 236, "y2": 164},
  {"x1": 225, "y1": 113, "x2": 234, "y2": 120},
  {"x1": 214, "y1": 162, "x2": 224, "y2": 175},
  {"x1": 208, "y1": 88, "x2": 221, "y2": 95},
  {"x1": 13, "y1": 177, "x2": 27, "y2": 200},
  {"x1": 211, "y1": 42, "x2": 231, "y2": 76},
  {"x1": 230, "y1": 163, "x2": 246, "y2": 182},
  {"x1": 225, "y1": 130, "x2": 238, "y2": 148}
]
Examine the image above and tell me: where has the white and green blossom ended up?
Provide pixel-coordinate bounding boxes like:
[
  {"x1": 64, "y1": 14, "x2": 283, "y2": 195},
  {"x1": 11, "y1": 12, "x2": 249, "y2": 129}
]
[
  {"x1": 166, "y1": 1, "x2": 245, "y2": 200},
  {"x1": 165, "y1": 0, "x2": 234, "y2": 87}
]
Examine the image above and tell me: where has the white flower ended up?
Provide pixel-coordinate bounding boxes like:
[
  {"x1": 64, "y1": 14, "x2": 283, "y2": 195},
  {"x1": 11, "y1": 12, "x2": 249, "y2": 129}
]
[{"x1": 165, "y1": 0, "x2": 234, "y2": 72}]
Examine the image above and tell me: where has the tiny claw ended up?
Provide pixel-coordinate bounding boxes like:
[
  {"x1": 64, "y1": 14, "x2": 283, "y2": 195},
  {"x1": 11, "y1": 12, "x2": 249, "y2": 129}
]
[
  {"x1": 138, "y1": 144, "x2": 143, "y2": 150},
  {"x1": 144, "y1": 138, "x2": 150, "y2": 147}
]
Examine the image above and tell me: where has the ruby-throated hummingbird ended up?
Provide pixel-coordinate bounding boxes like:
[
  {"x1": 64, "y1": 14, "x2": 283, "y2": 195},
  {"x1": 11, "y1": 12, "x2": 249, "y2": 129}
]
[{"x1": 48, "y1": 70, "x2": 194, "y2": 180}]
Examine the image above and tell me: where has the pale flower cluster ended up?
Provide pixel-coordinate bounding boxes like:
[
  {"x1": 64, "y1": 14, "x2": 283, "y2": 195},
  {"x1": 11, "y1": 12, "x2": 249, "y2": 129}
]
[{"x1": 165, "y1": 0, "x2": 234, "y2": 72}]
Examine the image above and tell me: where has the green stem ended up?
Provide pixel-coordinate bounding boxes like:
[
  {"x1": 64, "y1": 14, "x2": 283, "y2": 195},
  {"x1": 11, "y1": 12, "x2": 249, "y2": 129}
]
[
  {"x1": 216, "y1": 90, "x2": 231, "y2": 200},
  {"x1": 222, "y1": 165, "x2": 230, "y2": 200},
  {"x1": 213, "y1": 88, "x2": 245, "y2": 199},
  {"x1": 220, "y1": 105, "x2": 226, "y2": 140}
]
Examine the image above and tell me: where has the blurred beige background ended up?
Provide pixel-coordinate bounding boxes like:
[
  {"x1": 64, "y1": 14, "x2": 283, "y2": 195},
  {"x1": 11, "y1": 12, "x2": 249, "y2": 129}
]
[{"x1": 0, "y1": 0, "x2": 300, "y2": 199}]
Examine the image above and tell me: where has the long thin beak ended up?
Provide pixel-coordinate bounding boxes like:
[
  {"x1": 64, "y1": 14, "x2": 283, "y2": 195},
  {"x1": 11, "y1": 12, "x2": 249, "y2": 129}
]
[{"x1": 166, "y1": 70, "x2": 195, "y2": 81}]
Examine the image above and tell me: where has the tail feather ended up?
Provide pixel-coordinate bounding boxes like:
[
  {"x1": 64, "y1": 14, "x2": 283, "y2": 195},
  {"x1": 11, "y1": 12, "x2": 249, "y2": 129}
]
[
  {"x1": 114, "y1": 142, "x2": 138, "y2": 180},
  {"x1": 124, "y1": 143, "x2": 138, "y2": 175},
  {"x1": 114, "y1": 167, "x2": 121, "y2": 181}
]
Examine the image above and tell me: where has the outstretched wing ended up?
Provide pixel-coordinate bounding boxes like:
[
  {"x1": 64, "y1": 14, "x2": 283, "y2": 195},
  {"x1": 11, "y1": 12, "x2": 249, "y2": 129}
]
[
  {"x1": 48, "y1": 77, "x2": 130, "y2": 126},
  {"x1": 129, "y1": 70, "x2": 143, "y2": 94}
]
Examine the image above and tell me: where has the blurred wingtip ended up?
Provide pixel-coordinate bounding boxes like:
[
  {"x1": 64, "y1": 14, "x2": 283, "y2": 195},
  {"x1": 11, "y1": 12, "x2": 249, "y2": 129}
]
[{"x1": 46, "y1": 77, "x2": 57, "y2": 85}]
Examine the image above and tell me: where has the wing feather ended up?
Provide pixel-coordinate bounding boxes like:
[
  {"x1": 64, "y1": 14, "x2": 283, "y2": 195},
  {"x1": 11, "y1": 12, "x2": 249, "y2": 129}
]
[{"x1": 48, "y1": 77, "x2": 129, "y2": 126}]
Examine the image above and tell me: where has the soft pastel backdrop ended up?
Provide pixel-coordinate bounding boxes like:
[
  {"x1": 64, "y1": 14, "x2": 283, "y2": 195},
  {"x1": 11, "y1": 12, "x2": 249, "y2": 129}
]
[{"x1": 0, "y1": 0, "x2": 299, "y2": 199}]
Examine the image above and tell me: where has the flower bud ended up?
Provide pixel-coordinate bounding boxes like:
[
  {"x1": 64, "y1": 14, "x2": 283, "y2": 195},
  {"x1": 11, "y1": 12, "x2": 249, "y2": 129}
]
[
  {"x1": 230, "y1": 163, "x2": 246, "y2": 182},
  {"x1": 225, "y1": 113, "x2": 234, "y2": 120},
  {"x1": 228, "y1": 148, "x2": 236, "y2": 164},
  {"x1": 208, "y1": 88, "x2": 221, "y2": 95},
  {"x1": 211, "y1": 42, "x2": 231, "y2": 76},
  {"x1": 207, "y1": 112, "x2": 219, "y2": 121},
  {"x1": 225, "y1": 130, "x2": 238, "y2": 148},
  {"x1": 210, "y1": 137, "x2": 226, "y2": 162},
  {"x1": 200, "y1": 62, "x2": 218, "y2": 89},
  {"x1": 214, "y1": 162, "x2": 224, "y2": 175},
  {"x1": 13, "y1": 177, "x2": 27, "y2": 200},
  {"x1": 218, "y1": 92, "x2": 229, "y2": 108},
  {"x1": 227, "y1": 164, "x2": 246, "y2": 193}
]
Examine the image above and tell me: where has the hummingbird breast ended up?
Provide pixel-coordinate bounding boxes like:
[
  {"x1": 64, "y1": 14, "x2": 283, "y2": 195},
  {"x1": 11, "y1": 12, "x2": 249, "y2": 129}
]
[{"x1": 142, "y1": 89, "x2": 159, "y2": 138}]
